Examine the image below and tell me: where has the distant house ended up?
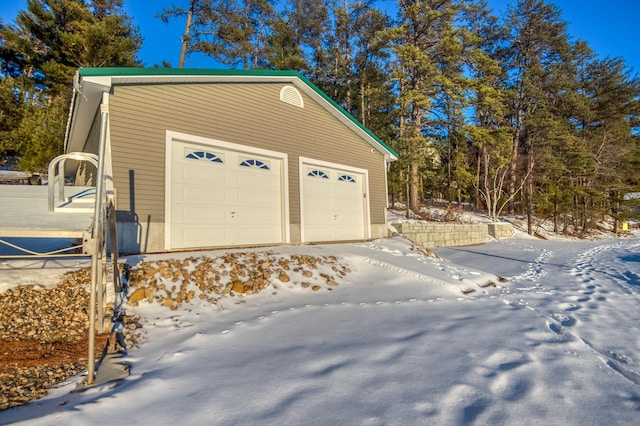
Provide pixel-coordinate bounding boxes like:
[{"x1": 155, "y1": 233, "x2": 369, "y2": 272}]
[{"x1": 65, "y1": 68, "x2": 397, "y2": 253}]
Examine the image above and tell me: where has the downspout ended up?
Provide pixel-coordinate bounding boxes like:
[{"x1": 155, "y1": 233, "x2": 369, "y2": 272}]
[{"x1": 63, "y1": 71, "x2": 81, "y2": 154}]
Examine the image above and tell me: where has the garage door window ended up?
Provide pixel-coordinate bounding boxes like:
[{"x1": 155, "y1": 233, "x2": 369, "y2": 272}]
[
  {"x1": 240, "y1": 159, "x2": 270, "y2": 170},
  {"x1": 338, "y1": 174, "x2": 356, "y2": 183},
  {"x1": 185, "y1": 150, "x2": 224, "y2": 163},
  {"x1": 308, "y1": 170, "x2": 329, "y2": 179}
]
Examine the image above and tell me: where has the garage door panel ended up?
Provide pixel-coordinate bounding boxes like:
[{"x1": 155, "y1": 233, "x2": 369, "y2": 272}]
[
  {"x1": 178, "y1": 226, "x2": 236, "y2": 248},
  {"x1": 240, "y1": 207, "x2": 282, "y2": 222},
  {"x1": 174, "y1": 186, "x2": 238, "y2": 206},
  {"x1": 336, "y1": 187, "x2": 361, "y2": 199},
  {"x1": 306, "y1": 196, "x2": 329, "y2": 211},
  {"x1": 178, "y1": 166, "x2": 224, "y2": 183},
  {"x1": 305, "y1": 210, "x2": 331, "y2": 222},
  {"x1": 238, "y1": 172, "x2": 278, "y2": 188},
  {"x1": 331, "y1": 226, "x2": 361, "y2": 240},
  {"x1": 223, "y1": 172, "x2": 239, "y2": 186},
  {"x1": 237, "y1": 190, "x2": 279, "y2": 207},
  {"x1": 170, "y1": 140, "x2": 284, "y2": 249},
  {"x1": 172, "y1": 207, "x2": 229, "y2": 223},
  {"x1": 335, "y1": 198, "x2": 363, "y2": 215},
  {"x1": 302, "y1": 164, "x2": 366, "y2": 242},
  {"x1": 179, "y1": 206, "x2": 230, "y2": 222},
  {"x1": 303, "y1": 225, "x2": 329, "y2": 242},
  {"x1": 304, "y1": 180, "x2": 328, "y2": 192},
  {"x1": 238, "y1": 226, "x2": 281, "y2": 244},
  {"x1": 177, "y1": 186, "x2": 224, "y2": 203}
]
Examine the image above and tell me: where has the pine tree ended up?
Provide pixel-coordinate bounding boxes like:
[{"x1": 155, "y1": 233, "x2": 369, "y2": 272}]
[
  {"x1": 385, "y1": 0, "x2": 469, "y2": 213},
  {"x1": 262, "y1": 13, "x2": 308, "y2": 71},
  {"x1": 350, "y1": 5, "x2": 392, "y2": 129},
  {"x1": 499, "y1": 0, "x2": 573, "y2": 232},
  {"x1": 1, "y1": 0, "x2": 141, "y2": 95},
  {"x1": 164, "y1": 0, "x2": 277, "y2": 69},
  {"x1": 157, "y1": 0, "x2": 214, "y2": 68},
  {"x1": 0, "y1": 0, "x2": 142, "y2": 170},
  {"x1": 465, "y1": 2, "x2": 515, "y2": 219},
  {"x1": 12, "y1": 94, "x2": 67, "y2": 171},
  {"x1": 0, "y1": 79, "x2": 21, "y2": 159},
  {"x1": 310, "y1": 1, "x2": 391, "y2": 118},
  {"x1": 575, "y1": 57, "x2": 640, "y2": 232}
]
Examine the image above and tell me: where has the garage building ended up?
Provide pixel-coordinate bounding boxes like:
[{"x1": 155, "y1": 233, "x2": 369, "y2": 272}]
[{"x1": 65, "y1": 68, "x2": 397, "y2": 253}]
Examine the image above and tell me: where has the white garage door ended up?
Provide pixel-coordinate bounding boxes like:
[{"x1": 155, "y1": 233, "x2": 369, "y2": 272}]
[
  {"x1": 170, "y1": 141, "x2": 284, "y2": 249},
  {"x1": 301, "y1": 163, "x2": 367, "y2": 242}
]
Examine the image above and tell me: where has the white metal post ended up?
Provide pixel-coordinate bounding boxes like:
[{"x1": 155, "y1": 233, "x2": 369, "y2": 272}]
[{"x1": 86, "y1": 104, "x2": 109, "y2": 385}]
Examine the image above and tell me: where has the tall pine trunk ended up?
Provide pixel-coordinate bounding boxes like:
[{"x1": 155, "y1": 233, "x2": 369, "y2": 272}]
[{"x1": 178, "y1": 0, "x2": 195, "y2": 68}]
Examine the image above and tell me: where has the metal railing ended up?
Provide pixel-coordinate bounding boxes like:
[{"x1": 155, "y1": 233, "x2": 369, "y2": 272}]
[
  {"x1": 47, "y1": 152, "x2": 99, "y2": 212},
  {"x1": 3, "y1": 107, "x2": 121, "y2": 386}
]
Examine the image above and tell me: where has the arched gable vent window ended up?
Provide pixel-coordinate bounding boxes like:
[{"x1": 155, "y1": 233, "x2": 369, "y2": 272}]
[{"x1": 280, "y1": 85, "x2": 304, "y2": 108}]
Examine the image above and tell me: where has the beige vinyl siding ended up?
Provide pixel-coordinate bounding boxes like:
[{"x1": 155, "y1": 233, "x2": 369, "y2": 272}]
[{"x1": 108, "y1": 82, "x2": 388, "y2": 229}]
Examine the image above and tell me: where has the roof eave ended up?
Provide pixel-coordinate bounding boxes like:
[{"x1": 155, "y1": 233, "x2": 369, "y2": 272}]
[{"x1": 65, "y1": 74, "x2": 111, "y2": 154}]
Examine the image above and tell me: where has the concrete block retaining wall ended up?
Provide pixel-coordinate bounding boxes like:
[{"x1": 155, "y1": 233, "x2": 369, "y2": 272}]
[
  {"x1": 392, "y1": 222, "x2": 513, "y2": 248},
  {"x1": 488, "y1": 223, "x2": 514, "y2": 239}
]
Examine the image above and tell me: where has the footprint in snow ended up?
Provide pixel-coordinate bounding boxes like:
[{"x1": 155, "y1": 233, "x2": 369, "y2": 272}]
[
  {"x1": 547, "y1": 321, "x2": 562, "y2": 335},
  {"x1": 558, "y1": 302, "x2": 580, "y2": 312},
  {"x1": 551, "y1": 313, "x2": 576, "y2": 327}
]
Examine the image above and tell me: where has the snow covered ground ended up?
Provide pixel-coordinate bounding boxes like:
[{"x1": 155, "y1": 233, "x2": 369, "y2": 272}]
[{"x1": 1, "y1": 230, "x2": 640, "y2": 425}]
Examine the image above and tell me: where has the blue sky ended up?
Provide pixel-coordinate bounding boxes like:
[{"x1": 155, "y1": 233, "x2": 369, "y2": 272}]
[{"x1": 1, "y1": 1, "x2": 638, "y2": 73}]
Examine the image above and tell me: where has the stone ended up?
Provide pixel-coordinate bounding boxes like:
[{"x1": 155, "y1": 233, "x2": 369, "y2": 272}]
[
  {"x1": 232, "y1": 281, "x2": 245, "y2": 294},
  {"x1": 278, "y1": 271, "x2": 290, "y2": 282},
  {"x1": 129, "y1": 288, "x2": 146, "y2": 304}
]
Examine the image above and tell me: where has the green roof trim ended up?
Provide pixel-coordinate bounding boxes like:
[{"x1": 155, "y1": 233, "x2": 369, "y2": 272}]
[
  {"x1": 78, "y1": 67, "x2": 301, "y2": 78},
  {"x1": 78, "y1": 67, "x2": 398, "y2": 159}
]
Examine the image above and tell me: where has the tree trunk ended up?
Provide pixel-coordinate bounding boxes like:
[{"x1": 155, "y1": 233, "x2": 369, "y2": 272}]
[
  {"x1": 360, "y1": 80, "x2": 366, "y2": 127},
  {"x1": 509, "y1": 119, "x2": 521, "y2": 214},
  {"x1": 405, "y1": 168, "x2": 411, "y2": 219},
  {"x1": 410, "y1": 161, "x2": 421, "y2": 214},
  {"x1": 526, "y1": 175, "x2": 533, "y2": 235},
  {"x1": 178, "y1": 0, "x2": 196, "y2": 68}
]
